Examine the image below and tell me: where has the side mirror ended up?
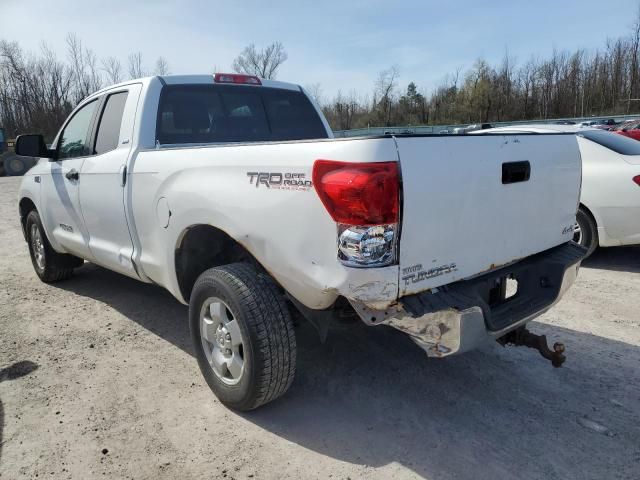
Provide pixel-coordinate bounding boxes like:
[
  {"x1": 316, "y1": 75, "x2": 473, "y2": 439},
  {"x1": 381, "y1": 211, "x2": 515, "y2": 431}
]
[
  {"x1": 15, "y1": 134, "x2": 54, "y2": 159},
  {"x1": 622, "y1": 128, "x2": 628, "y2": 133}
]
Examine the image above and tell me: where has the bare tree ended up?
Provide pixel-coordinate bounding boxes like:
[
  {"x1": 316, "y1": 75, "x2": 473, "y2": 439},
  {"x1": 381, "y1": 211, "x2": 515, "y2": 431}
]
[
  {"x1": 232, "y1": 42, "x2": 287, "y2": 79},
  {"x1": 375, "y1": 66, "x2": 399, "y2": 126},
  {"x1": 154, "y1": 56, "x2": 170, "y2": 76},
  {"x1": 128, "y1": 52, "x2": 145, "y2": 79},
  {"x1": 628, "y1": 5, "x2": 640, "y2": 112},
  {"x1": 66, "y1": 33, "x2": 102, "y2": 101},
  {"x1": 304, "y1": 83, "x2": 323, "y2": 105},
  {"x1": 102, "y1": 56, "x2": 122, "y2": 84},
  {"x1": 0, "y1": 40, "x2": 74, "y2": 139}
]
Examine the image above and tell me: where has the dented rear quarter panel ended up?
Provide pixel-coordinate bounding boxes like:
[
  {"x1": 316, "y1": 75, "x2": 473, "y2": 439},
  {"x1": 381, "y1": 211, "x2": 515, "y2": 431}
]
[{"x1": 128, "y1": 137, "x2": 401, "y2": 309}]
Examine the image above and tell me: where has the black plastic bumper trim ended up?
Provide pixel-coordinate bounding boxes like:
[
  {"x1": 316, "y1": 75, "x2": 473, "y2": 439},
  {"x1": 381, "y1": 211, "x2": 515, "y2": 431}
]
[{"x1": 401, "y1": 242, "x2": 587, "y2": 332}]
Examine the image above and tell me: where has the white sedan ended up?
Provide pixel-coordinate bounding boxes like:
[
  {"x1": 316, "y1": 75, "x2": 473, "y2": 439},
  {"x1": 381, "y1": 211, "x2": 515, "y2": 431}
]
[{"x1": 473, "y1": 125, "x2": 640, "y2": 256}]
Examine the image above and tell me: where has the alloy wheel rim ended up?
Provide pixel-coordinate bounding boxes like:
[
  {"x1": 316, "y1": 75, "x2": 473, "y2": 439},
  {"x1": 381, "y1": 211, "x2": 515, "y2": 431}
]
[
  {"x1": 30, "y1": 224, "x2": 45, "y2": 270},
  {"x1": 573, "y1": 222, "x2": 583, "y2": 245},
  {"x1": 199, "y1": 297, "x2": 245, "y2": 385}
]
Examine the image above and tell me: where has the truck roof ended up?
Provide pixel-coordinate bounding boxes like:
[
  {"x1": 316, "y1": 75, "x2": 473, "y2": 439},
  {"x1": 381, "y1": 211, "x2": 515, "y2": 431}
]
[{"x1": 91, "y1": 74, "x2": 301, "y2": 98}]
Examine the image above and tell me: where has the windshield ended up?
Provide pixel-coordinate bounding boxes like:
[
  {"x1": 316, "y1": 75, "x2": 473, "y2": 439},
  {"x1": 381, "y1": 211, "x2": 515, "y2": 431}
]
[
  {"x1": 157, "y1": 84, "x2": 328, "y2": 145},
  {"x1": 579, "y1": 129, "x2": 640, "y2": 155}
]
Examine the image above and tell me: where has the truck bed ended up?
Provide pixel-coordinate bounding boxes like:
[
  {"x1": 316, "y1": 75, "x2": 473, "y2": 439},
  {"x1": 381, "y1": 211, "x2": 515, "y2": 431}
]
[{"x1": 131, "y1": 132, "x2": 580, "y2": 310}]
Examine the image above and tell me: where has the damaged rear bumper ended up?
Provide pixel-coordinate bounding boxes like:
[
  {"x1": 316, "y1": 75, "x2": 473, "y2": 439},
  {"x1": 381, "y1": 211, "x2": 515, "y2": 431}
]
[{"x1": 350, "y1": 242, "x2": 587, "y2": 357}]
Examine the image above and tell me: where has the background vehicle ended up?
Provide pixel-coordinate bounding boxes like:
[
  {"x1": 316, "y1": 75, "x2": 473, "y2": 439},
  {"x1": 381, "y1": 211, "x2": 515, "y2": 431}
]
[
  {"x1": 16, "y1": 74, "x2": 584, "y2": 410},
  {"x1": 476, "y1": 124, "x2": 640, "y2": 255},
  {"x1": 0, "y1": 127, "x2": 35, "y2": 176},
  {"x1": 455, "y1": 123, "x2": 493, "y2": 134},
  {"x1": 614, "y1": 120, "x2": 640, "y2": 140},
  {"x1": 599, "y1": 118, "x2": 619, "y2": 127},
  {"x1": 0, "y1": 127, "x2": 5, "y2": 175}
]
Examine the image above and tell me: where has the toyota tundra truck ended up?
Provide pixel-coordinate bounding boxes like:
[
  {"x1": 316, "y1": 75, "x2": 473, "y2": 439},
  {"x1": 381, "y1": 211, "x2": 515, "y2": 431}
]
[{"x1": 16, "y1": 73, "x2": 586, "y2": 410}]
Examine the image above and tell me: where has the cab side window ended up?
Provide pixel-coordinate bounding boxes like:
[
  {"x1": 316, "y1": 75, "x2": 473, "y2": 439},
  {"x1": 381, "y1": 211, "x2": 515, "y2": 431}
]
[
  {"x1": 94, "y1": 92, "x2": 129, "y2": 155},
  {"x1": 58, "y1": 100, "x2": 98, "y2": 159}
]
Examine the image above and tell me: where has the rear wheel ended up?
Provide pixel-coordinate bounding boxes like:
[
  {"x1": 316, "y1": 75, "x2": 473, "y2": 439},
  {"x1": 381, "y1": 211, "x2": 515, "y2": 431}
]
[
  {"x1": 26, "y1": 210, "x2": 83, "y2": 282},
  {"x1": 189, "y1": 263, "x2": 296, "y2": 411},
  {"x1": 573, "y1": 207, "x2": 598, "y2": 257},
  {"x1": 3, "y1": 155, "x2": 28, "y2": 176}
]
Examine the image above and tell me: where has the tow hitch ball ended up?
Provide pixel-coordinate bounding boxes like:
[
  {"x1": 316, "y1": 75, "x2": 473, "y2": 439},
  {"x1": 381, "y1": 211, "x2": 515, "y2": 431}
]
[{"x1": 498, "y1": 327, "x2": 566, "y2": 367}]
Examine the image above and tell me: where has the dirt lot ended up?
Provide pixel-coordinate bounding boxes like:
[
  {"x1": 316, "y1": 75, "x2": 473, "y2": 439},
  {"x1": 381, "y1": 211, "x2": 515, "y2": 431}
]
[{"x1": 0, "y1": 176, "x2": 639, "y2": 480}]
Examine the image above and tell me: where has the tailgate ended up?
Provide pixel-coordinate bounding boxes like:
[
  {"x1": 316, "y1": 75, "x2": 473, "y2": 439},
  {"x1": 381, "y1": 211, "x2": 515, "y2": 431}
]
[{"x1": 396, "y1": 134, "x2": 581, "y2": 296}]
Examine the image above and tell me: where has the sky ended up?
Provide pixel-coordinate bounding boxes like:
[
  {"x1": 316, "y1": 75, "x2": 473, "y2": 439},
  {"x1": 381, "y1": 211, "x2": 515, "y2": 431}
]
[{"x1": 1, "y1": 0, "x2": 637, "y2": 100}]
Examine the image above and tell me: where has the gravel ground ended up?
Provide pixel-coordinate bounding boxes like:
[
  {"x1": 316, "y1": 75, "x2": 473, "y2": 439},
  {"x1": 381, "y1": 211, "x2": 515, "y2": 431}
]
[{"x1": 0, "y1": 176, "x2": 639, "y2": 480}]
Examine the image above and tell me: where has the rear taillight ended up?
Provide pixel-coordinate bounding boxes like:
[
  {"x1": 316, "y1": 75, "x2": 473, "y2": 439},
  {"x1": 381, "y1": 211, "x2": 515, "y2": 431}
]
[
  {"x1": 313, "y1": 160, "x2": 400, "y2": 267},
  {"x1": 312, "y1": 160, "x2": 399, "y2": 226},
  {"x1": 634, "y1": 175, "x2": 640, "y2": 186},
  {"x1": 213, "y1": 73, "x2": 262, "y2": 85}
]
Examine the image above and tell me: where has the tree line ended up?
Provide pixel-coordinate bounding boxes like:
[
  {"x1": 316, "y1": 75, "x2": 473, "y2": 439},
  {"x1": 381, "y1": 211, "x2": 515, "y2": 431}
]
[
  {"x1": 319, "y1": 9, "x2": 640, "y2": 130},
  {"x1": 2, "y1": 15, "x2": 640, "y2": 140},
  {"x1": 0, "y1": 34, "x2": 170, "y2": 140}
]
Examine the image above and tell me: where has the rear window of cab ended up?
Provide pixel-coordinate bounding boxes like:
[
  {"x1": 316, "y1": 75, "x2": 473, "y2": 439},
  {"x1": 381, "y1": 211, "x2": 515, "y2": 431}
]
[
  {"x1": 579, "y1": 129, "x2": 640, "y2": 156},
  {"x1": 156, "y1": 84, "x2": 328, "y2": 145}
]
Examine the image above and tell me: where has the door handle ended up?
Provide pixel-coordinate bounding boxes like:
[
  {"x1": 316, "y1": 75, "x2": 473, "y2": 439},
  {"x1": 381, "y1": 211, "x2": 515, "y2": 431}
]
[
  {"x1": 119, "y1": 164, "x2": 127, "y2": 186},
  {"x1": 502, "y1": 161, "x2": 530, "y2": 184},
  {"x1": 65, "y1": 169, "x2": 79, "y2": 181}
]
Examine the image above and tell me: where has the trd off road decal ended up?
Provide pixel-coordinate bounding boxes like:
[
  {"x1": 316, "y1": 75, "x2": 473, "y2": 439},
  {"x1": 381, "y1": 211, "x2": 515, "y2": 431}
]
[
  {"x1": 247, "y1": 172, "x2": 313, "y2": 191},
  {"x1": 401, "y1": 262, "x2": 458, "y2": 286}
]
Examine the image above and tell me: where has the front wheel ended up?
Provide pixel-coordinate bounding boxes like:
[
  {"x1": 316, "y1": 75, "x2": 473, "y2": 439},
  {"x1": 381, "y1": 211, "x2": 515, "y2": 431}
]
[
  {"x1": 189, "y1": 263, "x2": 296, "y2": 411},
  {"x1": 573, "y1": 207, "x2": 598, "y2": 257},
  {"x1": 26, "y1": 210, "x2": 83, "y2": 282}
]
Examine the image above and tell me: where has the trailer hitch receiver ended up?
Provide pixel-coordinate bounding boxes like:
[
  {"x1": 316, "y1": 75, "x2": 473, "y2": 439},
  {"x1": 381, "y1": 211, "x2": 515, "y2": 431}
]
[{"x1": 498, "y1": 326, "x2": 566, "y2": 367}]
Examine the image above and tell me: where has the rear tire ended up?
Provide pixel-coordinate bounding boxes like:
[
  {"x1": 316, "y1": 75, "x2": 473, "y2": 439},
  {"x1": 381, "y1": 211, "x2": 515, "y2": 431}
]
[
  {"x1": 574, "y1": 207, "x2": 598, "y2": 257},
  {"x1": 3, "y1": 155, "x2": 28, "y2": 176},
  {"x1": 189, "y1": 263, "x2": 296, "y2": 411},
  {"x1": 26, "y1": 210, "x2": 82, "y2": 282}
]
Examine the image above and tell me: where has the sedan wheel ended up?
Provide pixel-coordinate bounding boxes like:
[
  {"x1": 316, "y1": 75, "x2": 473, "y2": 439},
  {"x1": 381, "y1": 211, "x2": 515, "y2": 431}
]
[
  {"x1": 573, "y1": 222, "x2": 583, "y2": 245},
  {"x1": 574, "y1": 208, "x2": 598, "y2": 258}
]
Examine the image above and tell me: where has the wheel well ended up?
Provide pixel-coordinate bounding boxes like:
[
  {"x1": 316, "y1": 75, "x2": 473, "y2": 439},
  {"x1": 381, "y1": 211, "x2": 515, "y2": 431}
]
[
  {"x1": 578, "y1": 203, "x2": 600, "y2": 247},
  {"x1": 19, "y1": 197, "x2": 37, "y2": 239},
  {"x1": 175, "y1": 225, "x2": 255, "y2": 302},
  {"x1": 579, "y1": 203, "x2": 597, "y2": 227}
]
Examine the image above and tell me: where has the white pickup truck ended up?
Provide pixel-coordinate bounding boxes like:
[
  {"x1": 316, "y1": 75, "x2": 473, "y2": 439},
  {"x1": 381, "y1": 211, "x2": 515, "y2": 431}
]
[{"x1": 17, "y1": 73, "x2": 586, "y2": 410}]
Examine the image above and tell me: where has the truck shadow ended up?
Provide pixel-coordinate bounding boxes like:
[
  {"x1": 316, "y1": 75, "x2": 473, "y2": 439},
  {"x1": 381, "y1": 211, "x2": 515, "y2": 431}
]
[
  {"x1": 58, "y1": 264, "x2": 639, "y2": 480},
  {"x1": 0, "y1": 361, "x2": 39, "y2": 464},
  {"x1": 582, "y1": 245, "x2": 640, "y2": 273},
  {"x1": 246, "y1": 322, "x2": 639, "y2": 480}
]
